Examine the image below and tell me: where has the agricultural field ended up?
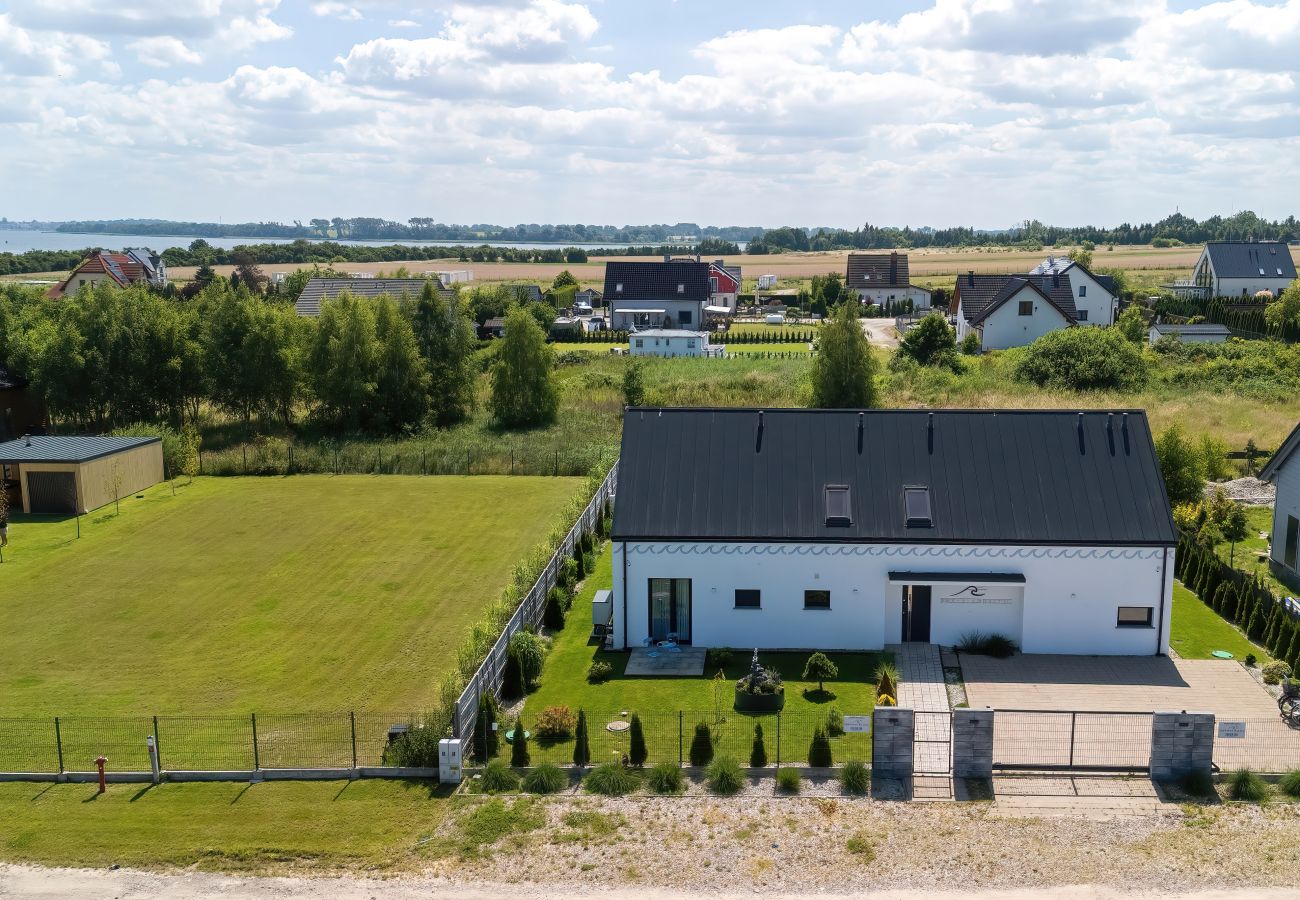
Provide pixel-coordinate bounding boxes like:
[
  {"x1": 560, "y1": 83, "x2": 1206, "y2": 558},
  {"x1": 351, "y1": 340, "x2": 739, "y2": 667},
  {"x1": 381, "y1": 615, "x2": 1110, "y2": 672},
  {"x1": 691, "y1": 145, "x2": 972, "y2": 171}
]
[{"x1": 0, "y1": 475, "x2": 581, "y2": 715}]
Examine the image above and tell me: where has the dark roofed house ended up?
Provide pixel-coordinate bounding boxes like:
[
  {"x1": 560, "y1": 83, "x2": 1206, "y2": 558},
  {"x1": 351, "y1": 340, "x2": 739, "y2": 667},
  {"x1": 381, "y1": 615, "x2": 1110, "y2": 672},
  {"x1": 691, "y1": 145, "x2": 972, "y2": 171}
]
[
  {"x1": 0, "y1": 361, "x2": 45, "y2": 441},
  {"x1": 1171, "y1": 241, "x2": 1298, "y2": 299},
  {"x1": 1148, "y1": 322, "x2": 1232, "y2": 345},
  {"x1": 950, "y1": 272, "x2": 1078, "y2": 350},
  {"x1": 604, "y1": 258, "x2": 712, "y2": 331},
  {"x1": 610, "y1": 407, "x2": 1175, "y2": 655},
  {"x1": 845, "y1": 252, "x2": 932, "y2": 309},
  {"x1": 1260, "y1": 421, "x2": 1300, "y2": 586},
  {"x1": 294, "y1": 277, "x2": 454, "y2": 317}
]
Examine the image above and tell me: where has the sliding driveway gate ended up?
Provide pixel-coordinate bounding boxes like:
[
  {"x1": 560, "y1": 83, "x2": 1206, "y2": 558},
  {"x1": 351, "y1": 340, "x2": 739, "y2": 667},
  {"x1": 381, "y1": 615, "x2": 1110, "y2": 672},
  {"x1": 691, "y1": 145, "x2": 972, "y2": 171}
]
[{"x1": 991, "y1": 710, "x2": 1153, "y2": 772}]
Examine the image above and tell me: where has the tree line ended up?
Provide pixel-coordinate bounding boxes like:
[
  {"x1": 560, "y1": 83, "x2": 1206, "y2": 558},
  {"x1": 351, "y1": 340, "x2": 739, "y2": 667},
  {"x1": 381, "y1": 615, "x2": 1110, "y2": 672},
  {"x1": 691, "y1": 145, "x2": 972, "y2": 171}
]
[{"x1": 0, "y1": 279, "x2": 503, "y2": 434}]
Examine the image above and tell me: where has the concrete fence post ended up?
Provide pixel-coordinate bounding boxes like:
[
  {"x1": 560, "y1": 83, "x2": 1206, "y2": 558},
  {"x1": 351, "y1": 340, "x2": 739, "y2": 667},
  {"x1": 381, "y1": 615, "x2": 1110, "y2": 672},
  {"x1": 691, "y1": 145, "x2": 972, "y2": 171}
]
[
  {"x1": 1149, "y1": 711, "x2": 1215, "y2": 782},
  {"x1": 871, "y1": 707, "x2": 915, "y2": 781},
  {"x1": 951, "y1": 709, "x2": 994, "y2": 778}
]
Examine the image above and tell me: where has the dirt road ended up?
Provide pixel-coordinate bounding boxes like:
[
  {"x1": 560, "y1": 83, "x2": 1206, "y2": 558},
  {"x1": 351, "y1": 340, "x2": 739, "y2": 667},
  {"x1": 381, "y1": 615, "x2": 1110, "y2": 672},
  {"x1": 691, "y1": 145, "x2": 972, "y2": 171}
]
[
  {"x1": 862, "y1": 318, "x2": 901, "y2": 348},
  {"x1": 2, "y1": 867, "x2": 1297, "y2": 900}
]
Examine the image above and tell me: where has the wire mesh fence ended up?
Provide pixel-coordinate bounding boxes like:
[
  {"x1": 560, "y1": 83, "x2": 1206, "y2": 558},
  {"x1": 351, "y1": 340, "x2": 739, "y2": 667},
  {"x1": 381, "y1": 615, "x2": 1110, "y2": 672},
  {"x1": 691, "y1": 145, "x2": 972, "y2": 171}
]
[
  {"x1": 1212, "y1": 718, "x2": 1300, "y2": 773},
  {"x1": 478, "y1": 710, "x2": 873, "y2": 768}
]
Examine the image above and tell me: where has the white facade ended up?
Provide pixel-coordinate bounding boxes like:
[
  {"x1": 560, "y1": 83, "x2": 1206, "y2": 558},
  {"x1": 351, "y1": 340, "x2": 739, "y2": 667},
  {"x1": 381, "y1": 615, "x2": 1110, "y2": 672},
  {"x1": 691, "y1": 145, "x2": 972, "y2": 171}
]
[
  {"x1": 955, "y1": 284, "x2": 1072, "y2": 351},
  {"x1": 1061, "y1": 268, "x2": 1115, "y2": 326},
  {"x1": 854, "y1": 285, "x2": 932, "y2": 309},
  {"x1": 613, "y1": 541, "x2": 1174, "y2": 656},
  {"x1": 1270, "y1": 456, "x2": 1300, "y2": 581},
  {"x1": 629, "y1": 330, "x2": 709, "y2": 358},
  {"x1": 611, "y1": 299, "x2": 704, "y2": 330}
]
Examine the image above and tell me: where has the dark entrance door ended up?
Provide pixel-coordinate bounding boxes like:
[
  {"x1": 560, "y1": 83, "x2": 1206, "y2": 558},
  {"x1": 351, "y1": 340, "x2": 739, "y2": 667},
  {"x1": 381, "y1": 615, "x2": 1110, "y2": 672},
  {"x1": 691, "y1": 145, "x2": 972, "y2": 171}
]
[
  {"x1": 902, "y1": 585, "x2": 932, "y2": 642},
  {"x1": 26, "y1": 471, "x2": 77, "y2": 514}
]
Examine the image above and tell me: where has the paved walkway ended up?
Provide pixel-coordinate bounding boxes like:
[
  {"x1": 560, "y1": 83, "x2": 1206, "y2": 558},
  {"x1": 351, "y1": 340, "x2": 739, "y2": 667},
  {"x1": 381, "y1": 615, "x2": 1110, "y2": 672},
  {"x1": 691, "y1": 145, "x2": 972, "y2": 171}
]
[
  {"x1": 889, "y1": 643, "x2": 951, "y2": 777},
  {"x1": 625, "y1": 646, "x2": 706, "y2": 676}
]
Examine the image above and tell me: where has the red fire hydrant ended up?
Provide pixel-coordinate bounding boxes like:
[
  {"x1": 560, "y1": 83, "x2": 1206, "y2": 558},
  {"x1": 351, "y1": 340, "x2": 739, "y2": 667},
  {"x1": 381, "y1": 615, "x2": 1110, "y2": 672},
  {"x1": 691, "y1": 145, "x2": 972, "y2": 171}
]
[{"x1": 95, "y1": 756, "x2": 107, "y2": 794}]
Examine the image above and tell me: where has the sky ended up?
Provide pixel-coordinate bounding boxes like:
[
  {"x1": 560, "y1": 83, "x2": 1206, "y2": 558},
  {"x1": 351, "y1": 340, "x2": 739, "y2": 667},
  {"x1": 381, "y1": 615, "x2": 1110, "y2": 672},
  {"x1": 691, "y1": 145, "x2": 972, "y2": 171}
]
[{"x1": 0, "y1": 0, "x2": 1298, "y2": 229}]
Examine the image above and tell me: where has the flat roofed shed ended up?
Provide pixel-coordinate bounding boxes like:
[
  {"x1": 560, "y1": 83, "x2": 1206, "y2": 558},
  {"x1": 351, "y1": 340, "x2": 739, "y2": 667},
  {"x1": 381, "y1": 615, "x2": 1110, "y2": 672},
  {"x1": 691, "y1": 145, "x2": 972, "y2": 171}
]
[{"x1": 0, "y1": 435, "x2": 159, "y2": 464}]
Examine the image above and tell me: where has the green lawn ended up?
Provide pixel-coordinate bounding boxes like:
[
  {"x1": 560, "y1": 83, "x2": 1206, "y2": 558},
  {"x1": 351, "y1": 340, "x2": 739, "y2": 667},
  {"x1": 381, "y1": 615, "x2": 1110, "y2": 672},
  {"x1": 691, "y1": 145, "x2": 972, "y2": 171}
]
[
  {"x1": 508, "y1": 544, "x2": 884, "y2": 766},
  {"x1": 728, "y1": 322, "x2": 820, "y2": 337},
  {"x1": 1209, "y1": 505, "x2": 1297, "y2": 599},
  {"x1": 0, "y1": 475, "x2": 580, "y2": 715},
  {"x1": 1169, "y1": 581, "x2": 1271, "y2": 662},
  {"x1": 0, "y1": 780, "x2": 449, "y2": 873}
]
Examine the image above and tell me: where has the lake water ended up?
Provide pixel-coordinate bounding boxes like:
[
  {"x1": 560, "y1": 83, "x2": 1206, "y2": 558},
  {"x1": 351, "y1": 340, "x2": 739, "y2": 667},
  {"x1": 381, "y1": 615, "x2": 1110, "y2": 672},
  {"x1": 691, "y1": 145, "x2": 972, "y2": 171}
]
[{"x1": 0, "y1": 230, "x2": 743, "y2": 254}]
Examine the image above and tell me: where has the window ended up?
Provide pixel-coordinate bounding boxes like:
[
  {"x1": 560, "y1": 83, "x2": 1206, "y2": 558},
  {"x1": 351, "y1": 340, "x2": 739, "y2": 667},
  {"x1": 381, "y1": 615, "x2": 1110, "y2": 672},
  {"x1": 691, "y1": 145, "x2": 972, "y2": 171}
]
[
  {"x1": 679, "y1": 310, "x2": 692, "y2": 325},
  {"x1": 710, "y1": 276, "x2": 719, "y2": 293},
  {"x1": 1076, "y1": 310, "x2": 1088, "y2": 322},
  {"x1": 904, "y1": 486, "x2": 932, "y2": 527},
  {"x1": 1078, "y1": 284, "x2": 1086, "y2": 297},
  {"x1": 677, "y1": 283, "x2": 685, "y2": 293},
  {"x1": 1018, "y1": 300, "x2": 1033, "y2": 316},
  {"x1": 824, "y1": 484, "x2": 851, "y2": 526},
  {"x1": 687, "y1": 340, "x2": 696, "y2": 349},
  {"x1": 1116, "y1": 606, "x2": 1154, "y2": 628},
  {"x1": 634, "y1": 339, "x2": 644, "y2": 348},
  {"x1": 1285, "y1": 515, "x2": 1299, "y2": 570},
  {"x1": 615, "y1": 283, "x2": 623, "y2": 292},
  {"x1": 735, "y1": 589, "x2": 761, "y2": 609},
  {"x1": 804, "y1": 590, "x2": 830, "y2": 610}
]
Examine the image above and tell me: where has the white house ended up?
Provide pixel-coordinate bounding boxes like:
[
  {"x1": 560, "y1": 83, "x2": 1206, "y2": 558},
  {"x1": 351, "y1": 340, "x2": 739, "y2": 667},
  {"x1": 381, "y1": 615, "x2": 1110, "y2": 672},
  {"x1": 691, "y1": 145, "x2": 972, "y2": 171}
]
[
  {"x1": 1171, "y1": 241, "x2": 1298, "y2": 299},
  {"x1": 629, "y1": 329, "x2": 713, "y2": 358},
  {"x1": 49, "y1": 248, "x2": 167, "y2": 298},
  {"x1": 610, "y1": 408, "x2": 1177, "y2": 656},
  {"x1": 1260, "y1": 424, "x2": 1300, "y2": 587},
  {"x1": 1028, "y1": 257, "x2": 1117, "y2": 326},
  {"x1": 950, "y1": 272, "x2": 1078, "y2": 350},
  {"x1": 1148, "y1": 323, "x2": 1232, "y2": 345},
  {"x1": 606, "y1": 258, "x2": 712, "y2": 331},
  {"x1": 846, "y1": 252, "x2": 932, "y2": 310}
]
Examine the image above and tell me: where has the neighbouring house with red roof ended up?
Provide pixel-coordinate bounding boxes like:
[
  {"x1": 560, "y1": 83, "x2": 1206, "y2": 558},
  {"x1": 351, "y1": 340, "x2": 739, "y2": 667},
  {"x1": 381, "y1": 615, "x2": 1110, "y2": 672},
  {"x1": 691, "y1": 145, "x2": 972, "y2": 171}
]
[
  {"x1": 707, "y1": 259, "x2": 741, "y2": 315},
  {"x1": 48, "y1": 248, "x2": 168, "y2": 298}
]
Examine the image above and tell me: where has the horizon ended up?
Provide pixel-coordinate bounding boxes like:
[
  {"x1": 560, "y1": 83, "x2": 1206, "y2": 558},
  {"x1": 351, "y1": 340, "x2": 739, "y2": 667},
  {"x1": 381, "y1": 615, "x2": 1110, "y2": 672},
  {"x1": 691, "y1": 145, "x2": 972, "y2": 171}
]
[{"x1": 2, "y1": 1, "x2": 1299, "y2": 226}]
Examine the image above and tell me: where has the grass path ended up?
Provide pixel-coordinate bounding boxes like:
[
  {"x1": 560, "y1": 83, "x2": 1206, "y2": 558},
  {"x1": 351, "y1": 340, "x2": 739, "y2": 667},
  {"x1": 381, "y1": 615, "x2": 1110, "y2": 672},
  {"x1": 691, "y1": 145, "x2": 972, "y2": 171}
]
[
  {"x1": 0, "y1": 475, "x2": 579, "y2": 715},
  {"x1": 1169, "y1": 582, "x2": 1271, "y2": 662}
]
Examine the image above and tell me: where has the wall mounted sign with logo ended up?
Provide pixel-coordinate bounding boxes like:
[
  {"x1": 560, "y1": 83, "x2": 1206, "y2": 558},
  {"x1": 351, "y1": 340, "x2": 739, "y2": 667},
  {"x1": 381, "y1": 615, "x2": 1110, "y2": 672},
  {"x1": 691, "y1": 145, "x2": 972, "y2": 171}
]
[
  {"x1": 939, "y1": 585, "x2": 1016, "y2": 605},
  {"x1": 842, "y1": 715, "x2": 872, "y2": 734},
  {"x1": 1217, "y1": 721, "x2": 1247, "y2": 739}
]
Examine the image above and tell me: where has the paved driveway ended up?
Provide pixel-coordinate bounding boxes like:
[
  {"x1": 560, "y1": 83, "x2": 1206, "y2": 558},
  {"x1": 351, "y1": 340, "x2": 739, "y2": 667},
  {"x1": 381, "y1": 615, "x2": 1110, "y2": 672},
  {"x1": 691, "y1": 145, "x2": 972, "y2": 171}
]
[{"x1": 960, "y1": 654, "x2": 1298, "y2": 771}]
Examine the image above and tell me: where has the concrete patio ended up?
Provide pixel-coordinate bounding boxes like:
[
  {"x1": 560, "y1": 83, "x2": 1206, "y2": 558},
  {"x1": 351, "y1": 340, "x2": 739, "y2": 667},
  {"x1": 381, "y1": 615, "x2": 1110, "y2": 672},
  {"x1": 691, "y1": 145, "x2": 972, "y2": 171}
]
[{"x1": 624, "y1": 646, "x2": 706, "y2": 676}]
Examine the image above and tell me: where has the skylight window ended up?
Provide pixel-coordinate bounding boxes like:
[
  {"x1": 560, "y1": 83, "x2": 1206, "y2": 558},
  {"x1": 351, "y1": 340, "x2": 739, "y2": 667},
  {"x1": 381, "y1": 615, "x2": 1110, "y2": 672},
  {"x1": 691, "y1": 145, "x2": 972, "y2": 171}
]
[
  {"x1": 824, "y1": 484, "x2": 851, "y2": 526},
  {"x1": 904, "y1": 486, "x2": 933, "y2": 528},
  {"x1": 677, "y1": 284, "x2": 685, "y2": 293},
  {"x1": 615, "y1": 283, "x2": 623, "y2": 292}
]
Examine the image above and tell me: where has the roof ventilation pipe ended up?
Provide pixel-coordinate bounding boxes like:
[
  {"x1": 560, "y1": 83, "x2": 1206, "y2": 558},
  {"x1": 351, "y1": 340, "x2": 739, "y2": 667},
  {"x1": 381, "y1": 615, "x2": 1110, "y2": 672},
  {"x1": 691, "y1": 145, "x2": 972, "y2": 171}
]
[
  {"x1": 857, "y1": 411, "x2": 864, "y2": 454},
  {"x1": 1107, "y1": 412, "x2": 1116, "y2": 455},
  {"x1": 927, "y1": 412, "x2": 934, "y2": 454},
  {"x1": 1077, "y1": 412, "x2": 1085, "y2": 454},
  {"x1": 755, "y1": 410, "x2": 765, "y2": 453},
  {"x1": 1121, "y1": 412, "x2": 1130, "y2": 453}
]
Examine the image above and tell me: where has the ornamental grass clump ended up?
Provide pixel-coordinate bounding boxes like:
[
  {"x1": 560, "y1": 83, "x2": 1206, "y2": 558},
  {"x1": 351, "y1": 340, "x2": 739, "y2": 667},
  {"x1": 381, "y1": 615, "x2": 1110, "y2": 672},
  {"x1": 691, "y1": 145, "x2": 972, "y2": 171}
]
[
  {"x1": 1278, "y1": 769, "x2": 1300, "y2": 798},
  {"x1": 1227, "y1": 768, "x2": 1270, "y2": 803},
  {"x1": 840, "y1": 760, "x2": 870, "y2": 795},
  {"x1": 776, "y1": 767, "x2": 802, "y2": 794},
  {"x1": 585, "y1": 762, "x2": 640, "y2": 796},
  {"x1": 647, "y1": 762, "x2": 684, "y2": 794},
  {"x1": 523, "y1": 763, "x2": 567, "y2": 795},
  {"x1": 479, "y1": 759, "x2": 520, "y2": 794},
  {"x1": 707, "y1": 757, "x2": 745, "y2": 796}
]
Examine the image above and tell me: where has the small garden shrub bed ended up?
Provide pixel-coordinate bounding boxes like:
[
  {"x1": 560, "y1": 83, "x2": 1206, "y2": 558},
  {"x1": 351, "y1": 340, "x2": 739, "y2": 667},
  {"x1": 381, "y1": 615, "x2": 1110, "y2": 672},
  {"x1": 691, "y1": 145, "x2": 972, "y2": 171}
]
[
  {"x1": 840, "y1": 760, "x2": 870, "y2": 795},
  {"x1": 956, "y1": 631, "x2": 1017, "y2": 658},
  {"x1": 1227, "y1": 768, "x2": 1270, "y2": 802},
  {"x1": 707, "y1": 757, "x2": 745, "y2": 795},
  {"x1": 523, "y1": 763, "x2": 567, "y2": 794},
  {"x1": 647, "y1": 762, "x2": 684, "y2": 794},
  {"x1": 776, "y1": 767, "x2": 801, "y2": 794},
  {"x1": 479, "y1": 759, "x2": 520, "y2": 793},
  {"x1": 585, "y1": 763, "x2": 640, "y2": 796}
]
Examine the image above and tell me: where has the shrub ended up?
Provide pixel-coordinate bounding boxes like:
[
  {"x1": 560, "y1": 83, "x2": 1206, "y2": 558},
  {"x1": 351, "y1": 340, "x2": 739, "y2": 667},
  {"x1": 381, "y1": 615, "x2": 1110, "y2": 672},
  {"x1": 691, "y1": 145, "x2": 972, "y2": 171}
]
[
  {"x1": 543, "y1": 587, "x2": 566, "y2": 631},
  {"x1": 874, "y1": 660, "x2": 900, "y2": 698},
  {"x1": 1278, "y1": 769, "x2": 1300, "y2": 798},
  {"x1": 840, "y1": 760, "x2": 870, "y2": 795},
  {"x1": 480, "y1": 759, "x2": 520, "y2": 793},
  {"x1": 523, "y1": 763, "x2": 567, "y2": 794},
  {"x1": 647, "y1": 761, "x2": 684, "y2": 794},
  {"x1": 509, "y1": 630, "x2": 546, "y2": 688},
  {"x1": 583, "y1": 551, "x2": 595, "y2": 576},
  {"x1": 736, "y1": 665, "x2": 784, "y2": 696},
  {"x1": 1227, "y1": 768, "x2": 1270, "y2": 802},
  {"x1": 803, "y1": 652, "x2": 839, "y2": 693},
  {"x1": 749, "y1": 722, "x2": 769, "y2": 768},
  {"x1": 585, "y1": 762, "x2": 639, "y2": 796},
  {"x1": 956, "y1": 631, "x2": 1017, "y2": 658},
  {"x1": 535, "y1": 705, "x2": 577, "y2": 739},
  {"x1": 510, "y1": 716, "x2": 530, "y2": 767},
  {"x1": 629, "y1": 713, "x2": 648, "y2": 767},
  {"x1": 827, "y1": 707, "x2": 845, "y2": 737},
  {"x1": 1014, "y1": 326, "x2": 1147, "y2": 391},
  {"x1": 586, "y1": 660, "x2": 614, "y2": 684},
  {"x1": 572, "y1": 709, "x2": 591, "y2": 767},
  {"x1": 501, "y1": 645, "x2": 525, "y2": 700},
  {"x1": 472, "y1": 691, "x2": 501, "y2": 762},
  {"x1": 1245, "y1": 653, "x2": 1257, "y2": 668},
  {"x1": 808, "y1": 726, "x2": 833, "y2": 768},
  {"x1": 1263, "y1": 661, "x2": 1293, "y2": 684},
  {"x1": 689, "y1": 723, "x2": 715, "y2": 767},
  {"x1": 706, "y1": 647, "x2": 734, "y2": 670},
  {"x1": 707, "y1": 757, "x2": 745, "y2": 795},
  {"x1": 559, "y1": 557, "x2": 579, "y2": 592},
  {"x1": 1179, "y1": 769, "x2": 1215, "y2": 798},
  {"x1": 776, "y1": 767, "x2": 802, "y2": 794},
  {"x1": 895, "y1": 311, "x2": 958, "y2": 369},
  {"x1": 574, "y1": 549, "x2": 586, "y2": 580}
]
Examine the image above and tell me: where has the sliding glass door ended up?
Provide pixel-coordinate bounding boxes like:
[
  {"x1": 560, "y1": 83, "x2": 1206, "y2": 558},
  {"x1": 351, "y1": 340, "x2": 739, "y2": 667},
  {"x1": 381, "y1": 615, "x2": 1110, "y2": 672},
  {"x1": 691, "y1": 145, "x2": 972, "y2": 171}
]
[{"x1": 648, "y1": 578, "x2": 692, "y2": 643}]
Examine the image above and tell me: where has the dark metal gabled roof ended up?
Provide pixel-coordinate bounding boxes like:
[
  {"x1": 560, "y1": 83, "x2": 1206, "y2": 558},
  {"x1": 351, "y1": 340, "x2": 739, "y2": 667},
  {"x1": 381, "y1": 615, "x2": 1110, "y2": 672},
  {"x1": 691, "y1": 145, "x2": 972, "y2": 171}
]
[
  {"x1": 294, "y1": 278, "x2": 452, "y2": 317},
  {"x1": 0, "y1": 434, "x2": 159, "y2": 464},
  {"x1": 1204, "y1": 241, "x2": 1297, "y2": 280},
  {"x1": 951, "y1": 273, "x2": 1078, "y2": 324},
  {"x1": 846, "y1": 252, "x2": 910, "y2": 289},
  {"x1": 603, "y1": 260, "x2": 711, "y2": 303},
  {"x1": 611, "y1": 408, "x2": 1176, "y2": 546}
]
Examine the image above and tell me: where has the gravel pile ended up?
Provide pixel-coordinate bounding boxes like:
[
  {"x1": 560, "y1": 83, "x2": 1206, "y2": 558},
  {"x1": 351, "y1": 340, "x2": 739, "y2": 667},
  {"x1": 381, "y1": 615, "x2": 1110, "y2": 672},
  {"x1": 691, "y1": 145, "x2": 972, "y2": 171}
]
[{"x1": 1206, "y1": 477, "x2": 1275, "y2": 506}]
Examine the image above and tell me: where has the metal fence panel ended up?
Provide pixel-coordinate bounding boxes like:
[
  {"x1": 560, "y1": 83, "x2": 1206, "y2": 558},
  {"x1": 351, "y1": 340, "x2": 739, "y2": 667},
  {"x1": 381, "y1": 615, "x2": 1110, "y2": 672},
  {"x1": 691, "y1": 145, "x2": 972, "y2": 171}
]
[
  {"x1": 156, "y1": 716, "x2": 254, "y2": 771},
  {"x1": 57, "y1": 716, "x2": 155, "y2": 772},
  {"x1": 0, "y1": 718, "x2": 60, "y2": 773},
  {"x1": 992, "y1": 710, "x2": 1152, "y2": 771},
  {"x1": 255, "y1": 714, "x2": 354, "y2": 769},
  {"x1": 1212, "y1": 717, "x2": 1300, "y2": 773}
]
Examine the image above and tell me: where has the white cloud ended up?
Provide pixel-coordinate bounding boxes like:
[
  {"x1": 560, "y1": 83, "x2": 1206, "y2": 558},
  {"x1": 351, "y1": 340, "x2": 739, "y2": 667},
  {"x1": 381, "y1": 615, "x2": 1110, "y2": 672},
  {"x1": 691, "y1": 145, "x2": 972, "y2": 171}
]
[
  {"x1": 389, "y1": 19, "x2": 420, "y2": 28},
  {"x1": 127, "y1": 36, "x2": 203, "y2": 67},
  {"x1": 312, "y1": 2, "x2": 363, "y2": 21}
]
